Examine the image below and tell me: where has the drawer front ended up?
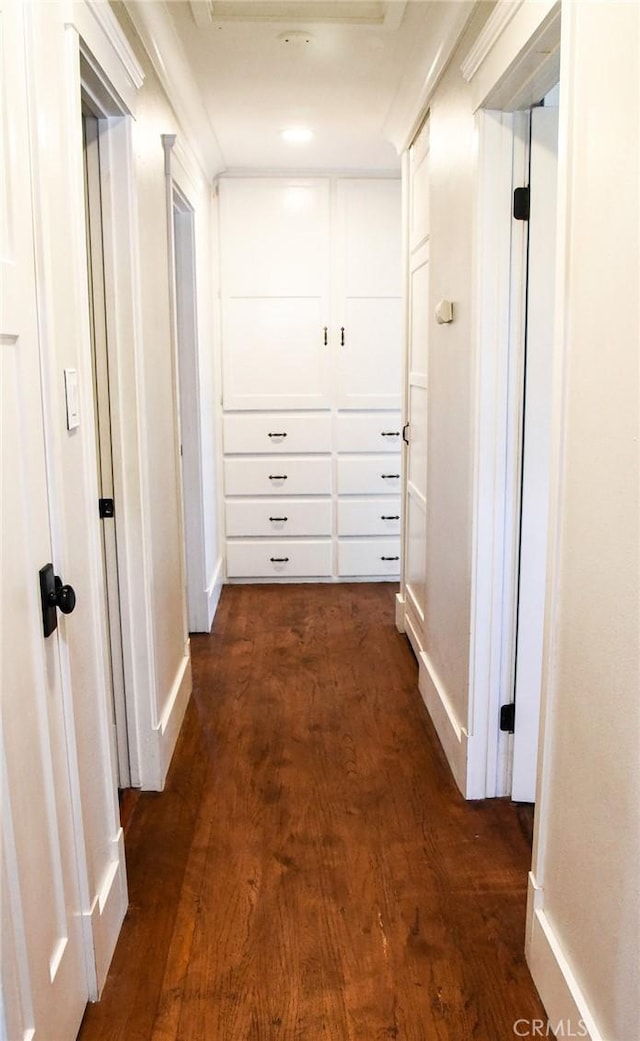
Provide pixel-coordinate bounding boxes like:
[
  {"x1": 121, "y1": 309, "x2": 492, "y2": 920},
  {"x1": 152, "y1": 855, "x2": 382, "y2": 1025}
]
[
  {"x1": 224, "y1": 413, "x2": 332, "y2": 454},
  {"x1": 337, "y1": 499, "x2": 401, "y2": 536},
  {"x1": 338, "y1": 539, "x2": 401, "y2": 577},
  {"x1": 337, "y1": 456, "x2": 402, "y2": 495},
  {"x1": 226, "y1": 499, "x2": 332, "y2": 537},
  {"x1": 226, "y1": 540, "x2": 332, "y2": 578},
  {"x1": 335, "y1": 412, "x2": 403, "y2": 453},
  {"x1": 224, "y1": 457, "x2": 332, "y2": 496}
]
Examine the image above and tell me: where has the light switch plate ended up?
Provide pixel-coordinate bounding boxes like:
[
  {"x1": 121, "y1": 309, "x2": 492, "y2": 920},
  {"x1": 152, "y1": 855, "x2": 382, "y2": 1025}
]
[{"x1": 64, "y1": 368, "x2": 80, "y2": 430}]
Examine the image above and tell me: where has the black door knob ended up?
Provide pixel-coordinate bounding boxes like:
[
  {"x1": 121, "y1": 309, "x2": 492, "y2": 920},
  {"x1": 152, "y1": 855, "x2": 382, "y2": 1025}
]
[{"x1": 49, "y1": 576, "x2": 77, "y2": 615}]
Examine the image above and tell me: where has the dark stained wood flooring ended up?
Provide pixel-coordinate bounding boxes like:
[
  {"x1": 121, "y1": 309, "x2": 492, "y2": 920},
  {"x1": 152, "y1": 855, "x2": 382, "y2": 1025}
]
[{"x1": 78, "y1": 583, "x2": 547, "y2": 1040}]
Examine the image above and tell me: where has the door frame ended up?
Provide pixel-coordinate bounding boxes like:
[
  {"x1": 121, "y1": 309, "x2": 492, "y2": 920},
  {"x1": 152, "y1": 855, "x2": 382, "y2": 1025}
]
[
  {"x1": 463, "y1": 2, "x2": 562, "y2": 798},
  {"x1": 162, "y1": 134, "x2": 212, "y2": 635},
  {"x1": 77, "y1": 43, "x2": 163, "y2": 789}
]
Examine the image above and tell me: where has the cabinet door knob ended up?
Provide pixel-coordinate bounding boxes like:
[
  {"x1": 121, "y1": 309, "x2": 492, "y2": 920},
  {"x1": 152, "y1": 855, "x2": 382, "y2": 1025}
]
[
  {"x1": 268, "y1": 432, "x2": 288, "y2": 439},
  {"x1": 268, "y1": 474, "x2": 288, "y2": 480},
  {"x1": 381, "y1": 473, "x2": 400, "y2": 480}
]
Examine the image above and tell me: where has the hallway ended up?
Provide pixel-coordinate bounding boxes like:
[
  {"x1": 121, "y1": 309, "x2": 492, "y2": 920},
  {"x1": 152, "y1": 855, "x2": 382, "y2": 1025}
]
[{"x1": 78, "y1": 584, "x2": 546, "y2": 1040}]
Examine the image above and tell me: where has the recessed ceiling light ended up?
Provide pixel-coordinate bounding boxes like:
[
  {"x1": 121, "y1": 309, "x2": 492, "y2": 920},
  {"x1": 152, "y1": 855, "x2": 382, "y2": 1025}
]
[{"x1": 281, "y1": 127, "x2": 314, "y2": 144}]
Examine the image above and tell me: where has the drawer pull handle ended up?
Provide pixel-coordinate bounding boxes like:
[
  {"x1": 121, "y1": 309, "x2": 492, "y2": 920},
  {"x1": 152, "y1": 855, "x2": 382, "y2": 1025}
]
[
  {"x1": 270, "y1": 557, "x2": 290, "y2": 563},
  {"x1": 380, "y1": 431, "x2": 400, "y2": 437},
  {"x1": 340, "y1": 326, "x2": 345, "y2": 347},
  {"x1": 381, "y1": 556, "x2": 400, "y2": 561},
  {"x1": 381, "y1": 515, "x2": 400, "y2": 520},
  {"x1": 269, "y1": 474, "x2": 288, "y2": 480},
  {"x1": 323, "y1": 326, "x2": 328, "y2": 346},
  {"x1": 268, "y1": 432, "x2": 288, "y2": 438},
  {"x1": 381, "y1": 473, "x2": 400, "y2": 480},
  {"x1": 269, "y1": 516, "x2": 288, "y2": 522}
]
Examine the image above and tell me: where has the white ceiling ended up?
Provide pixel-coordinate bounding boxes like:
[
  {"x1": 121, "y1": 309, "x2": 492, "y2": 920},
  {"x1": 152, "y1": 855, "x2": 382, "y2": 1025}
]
[{"x1": 163, "y1": 0, "x2": 457, "y2": 171}]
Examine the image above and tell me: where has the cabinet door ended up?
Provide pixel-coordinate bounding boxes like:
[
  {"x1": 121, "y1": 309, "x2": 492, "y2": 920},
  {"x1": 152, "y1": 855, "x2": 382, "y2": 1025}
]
[
  {"x1": 220, "y1": 179, "x2": 331, "y2": 410},
  {"x1": 335, "y1": 179, "x2": 403, "y2": 409}
]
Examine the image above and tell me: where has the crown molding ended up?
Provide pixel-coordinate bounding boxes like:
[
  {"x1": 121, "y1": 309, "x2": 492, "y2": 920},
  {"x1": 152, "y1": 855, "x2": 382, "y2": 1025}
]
[
  {"x1": 461, "y1": 0, "x2": 525, "y2": 83},
  {"x1": 383, "y1": 0, "x2": 476, "y2": 155},
  {"x1": 123, "y1": 0, "x2": 225, "y2": 179},
  {"x1": 85, "y1": 0, "x2": 145, "y2": 88}
]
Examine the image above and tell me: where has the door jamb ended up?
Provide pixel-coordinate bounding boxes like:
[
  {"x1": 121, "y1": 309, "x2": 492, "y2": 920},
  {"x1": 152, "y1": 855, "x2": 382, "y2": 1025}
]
[{"x1": 464, "y1": 5, "x2": 561, "y2": 799}]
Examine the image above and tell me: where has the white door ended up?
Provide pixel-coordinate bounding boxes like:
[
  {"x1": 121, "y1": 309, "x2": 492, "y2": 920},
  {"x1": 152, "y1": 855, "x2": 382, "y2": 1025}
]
[
  {"x1": 219, "y1": 178, "x2": 332, "y2": 410},
  {"x1": 511, "y1": 105, "x2": 559, "y2": 802},
  {"x1": 402, "y1": 121, "x2": 430, "y2": 638},
  {"x1": 335, "y1": 179, "x2": 403, "y2": 409},
  {"x1": 1, "y1": 2, "x2": 88, "y2": 1037}
]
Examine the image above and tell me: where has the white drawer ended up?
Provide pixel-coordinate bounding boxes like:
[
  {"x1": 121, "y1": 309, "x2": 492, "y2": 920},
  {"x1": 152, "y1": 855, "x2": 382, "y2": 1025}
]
[
  {"x1": 224, "y1": 413, "x2": 332, "y2": 454},
  {"x1": 338, "y1": 499, "x2": 401, "y2": 536},
  {"x1": 337, "y1": 456, "x2": 401, "y2": 495},
  {"x1": 224, "y1": 457, "x2": 332, "y2": 496},
  {"x1": 226, "y1": 540, "x2": 332, "y2": 578},
  {"x1": 338, "y1": 539, "x2": 401, "y2": 577},
  {"x1": 335, "y1": 412, "x2": 403, "y2": 453},
  {"x1": 226, "y1": 499, "x2": 332, "y2": 537}
]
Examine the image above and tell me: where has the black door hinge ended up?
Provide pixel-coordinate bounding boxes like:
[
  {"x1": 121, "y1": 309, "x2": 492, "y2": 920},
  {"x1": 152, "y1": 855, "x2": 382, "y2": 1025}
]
[
  {"x1": 99, "y1": 498, "x2": 115, "y2": 519},
  {"x1": 513, "y1": 186, "x2": 530, "y2": 221},
  {"x1": 500, "y1": 702, "x2": 516, "y2": 733}
]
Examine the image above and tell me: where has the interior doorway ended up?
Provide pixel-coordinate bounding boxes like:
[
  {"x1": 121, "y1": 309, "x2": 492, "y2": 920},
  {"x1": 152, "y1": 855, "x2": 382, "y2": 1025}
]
[
  {"x1": 511, "y1": 98, "x2": 559, "y2": 803},
  {"x1": 81, "y1": 104, "x2": 131, "y2": 788},
  {"x1": 171, "y1": 188, "x2": 203, "y2": 634}
]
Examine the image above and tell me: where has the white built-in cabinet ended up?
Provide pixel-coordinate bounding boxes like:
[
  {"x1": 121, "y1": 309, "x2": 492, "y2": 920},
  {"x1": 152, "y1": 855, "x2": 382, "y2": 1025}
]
[{"x1": 219, "y1": 176, "x2": 402, "y2": 581}]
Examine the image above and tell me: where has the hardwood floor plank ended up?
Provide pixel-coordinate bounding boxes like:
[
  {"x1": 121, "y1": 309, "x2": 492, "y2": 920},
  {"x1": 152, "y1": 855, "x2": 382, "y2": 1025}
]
[{"x1": 78, "y1": 583, "x2": 547, "y2": 1041}]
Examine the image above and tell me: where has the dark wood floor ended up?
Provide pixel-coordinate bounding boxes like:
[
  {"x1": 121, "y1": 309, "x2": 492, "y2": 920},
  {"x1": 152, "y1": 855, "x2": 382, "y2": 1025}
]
[{"x1": 78, "y1": 583, "x2": 546, "y2": 1040}]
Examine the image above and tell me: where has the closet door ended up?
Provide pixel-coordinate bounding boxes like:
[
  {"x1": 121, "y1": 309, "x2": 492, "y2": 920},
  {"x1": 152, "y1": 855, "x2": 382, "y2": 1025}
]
[
  {"x1": 335, "y1": 179, "x2": 402, "y2": 409},
  {"x1": 403, "y1": 122, "x2": 430, "y2": 636},
  {"x1": 220, "y1": 178, "x2": 331, "y2": 410}
]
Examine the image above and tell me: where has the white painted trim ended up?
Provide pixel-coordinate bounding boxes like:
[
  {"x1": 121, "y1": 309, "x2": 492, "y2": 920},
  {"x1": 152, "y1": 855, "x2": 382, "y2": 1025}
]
[
  {"x1": 69, "y1": 0, "x2": 143, "y2": 115},
  {"x1": 123, "y1": 0, "x2": 225, "y2": 179},
  {"x1": 206, "y1": 555, "x2": 224, "y2": 631},
  {"x1": 383, "y1": 1, "x2": 475, "y2": 154},
  {"x1": 461, "y1": 0, "x2": 525, "y2": 83},
  {"x1": 395, "y1": 592, "x2": 406, "y2": 633},
  {"x1": 418, "y1": 652, "x2": 467, "y2": 796},
  {"x1": 461, "y1": 0, "x2": 560, "y2": 112},
  {"x1": 466, "y1": 108, "x2": 528, "y2": 800},
  {"x1": 161, "y1": 136, "x2": 191, "y2": 653},
  {"x1": 84, "y1": 0, "x2": 144, "y2": 89},
  {"x1": 84, "y1": 830, "x2": 127, "y2": 995},
  {"x1": 157, "y1": 651, "x2": 193, "y2": 787},
  {"x1": 527, "y1": 886, "x2": 603, "y2": 1041}
]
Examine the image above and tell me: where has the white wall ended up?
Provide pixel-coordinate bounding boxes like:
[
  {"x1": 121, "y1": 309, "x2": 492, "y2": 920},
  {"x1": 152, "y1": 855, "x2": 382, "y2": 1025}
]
[
  {"x1": 528, "y1": 4, "x2": 640, "y2": 1039},
  {"x1": 412, "y1": 3, "x2": 493, "y2": 791}
]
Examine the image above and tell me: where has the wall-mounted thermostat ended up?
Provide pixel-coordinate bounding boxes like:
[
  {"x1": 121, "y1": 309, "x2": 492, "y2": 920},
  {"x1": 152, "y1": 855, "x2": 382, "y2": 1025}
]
[{"x1": 435, "y1": 299, "x2": 454, "y2": 325}]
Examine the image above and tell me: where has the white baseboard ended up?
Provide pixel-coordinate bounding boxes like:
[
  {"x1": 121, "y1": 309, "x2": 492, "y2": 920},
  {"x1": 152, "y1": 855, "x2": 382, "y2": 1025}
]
[
  {"x1": 395, "y1": 592, "x2": 406, "y2": 632},
  {"x1": 527, "y1": 873, "x2": 603, "y2": 1041},
  {"x1": 85, "y1": 828, "x2": 128, "y2": 998},
  {"x1": 418, "y1": 650, "x2": 467, "y2": 796},
  {"x1": 206, "y1": 555, "x2": 224, "y2": 630},
  {"x1": 156, "y1": 651, "x2": 192, "y2": 787}
]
